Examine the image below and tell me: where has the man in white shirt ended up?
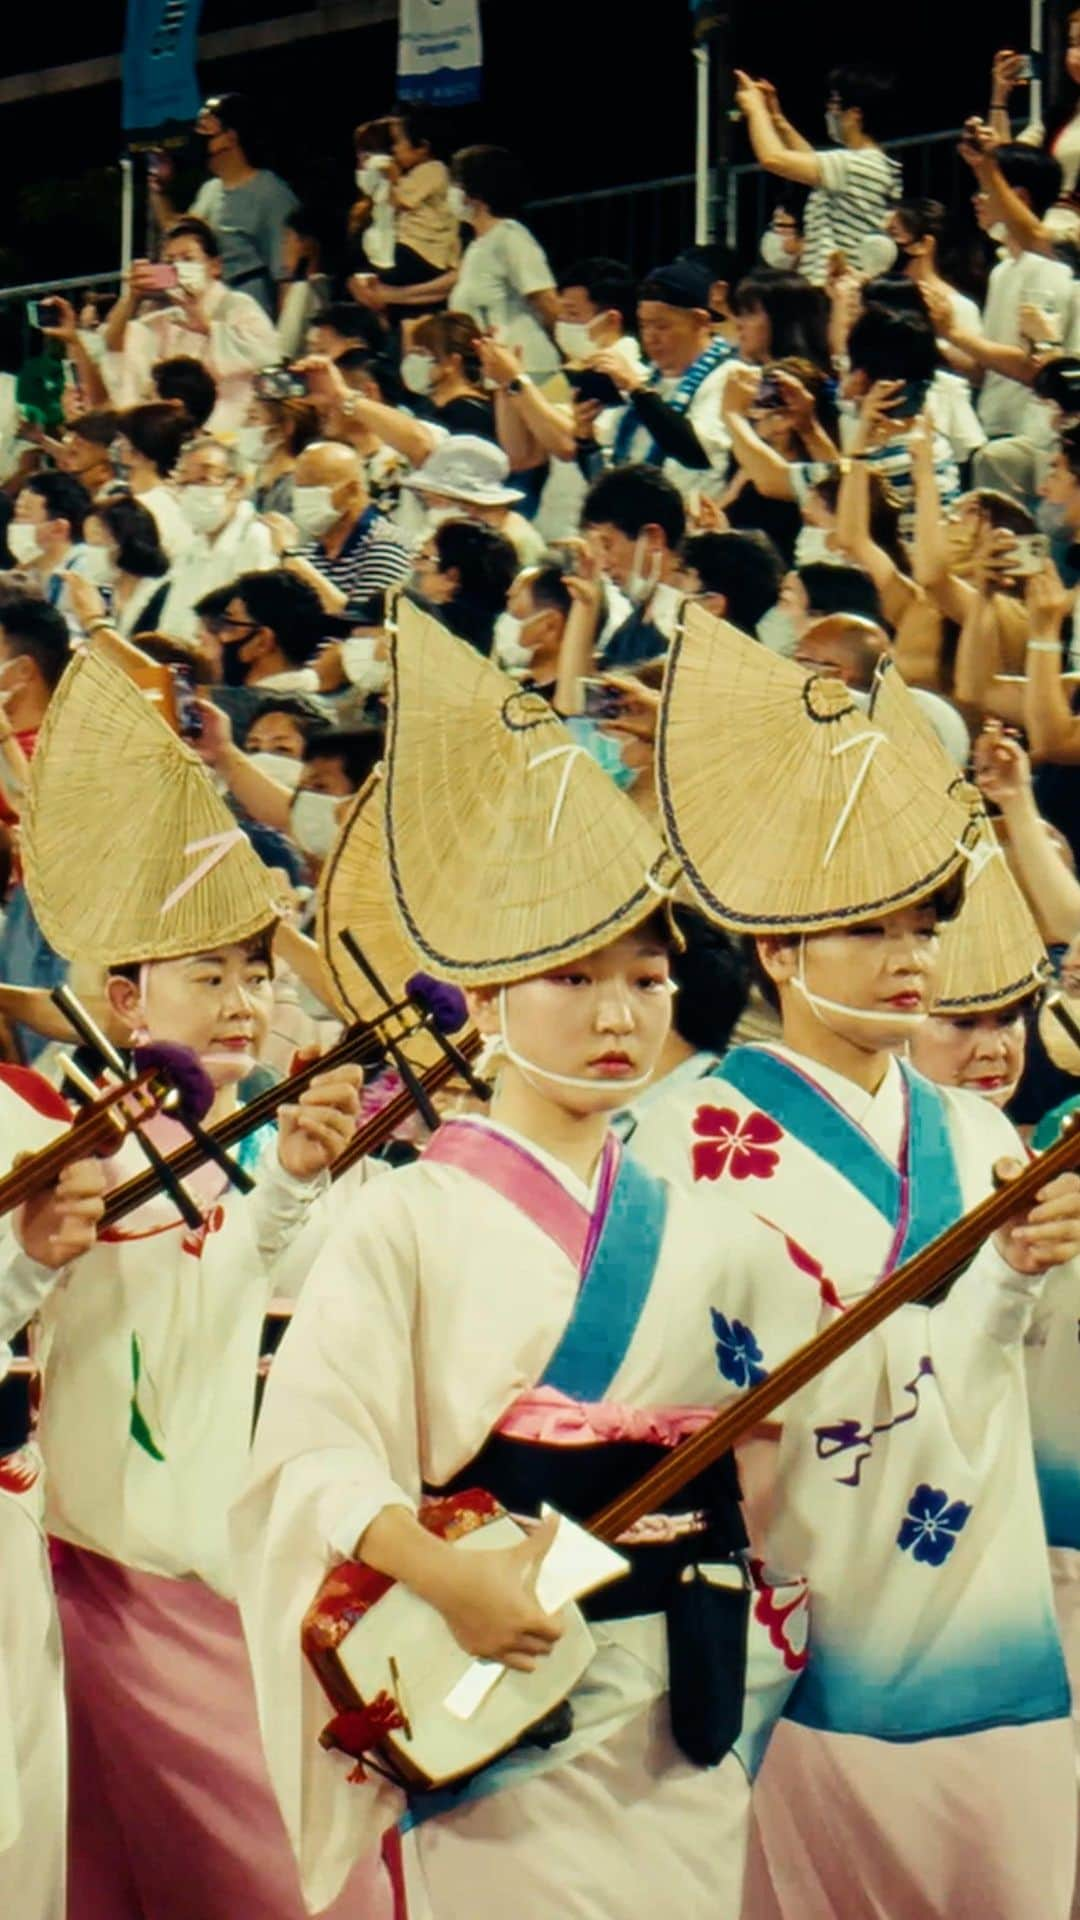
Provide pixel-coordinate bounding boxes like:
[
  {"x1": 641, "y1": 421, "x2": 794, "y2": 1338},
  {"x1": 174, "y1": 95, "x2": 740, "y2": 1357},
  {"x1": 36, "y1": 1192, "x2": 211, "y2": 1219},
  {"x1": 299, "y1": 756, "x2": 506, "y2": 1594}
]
[
  {"x1": 101, "y1": 218, "x2": 280, "y2": 436},
  {"x1": 591, "y1": 262, "x2": 733, "y2": 501},
  {"x1": 7, "y1": 473, "x2": 98, "y2": 633},
  {"x1": 735, "y1": 66, "x2": 901, "y2": 285},
  {"x1": 158, "y1": 437, "x2": 275, "y2": 641}
]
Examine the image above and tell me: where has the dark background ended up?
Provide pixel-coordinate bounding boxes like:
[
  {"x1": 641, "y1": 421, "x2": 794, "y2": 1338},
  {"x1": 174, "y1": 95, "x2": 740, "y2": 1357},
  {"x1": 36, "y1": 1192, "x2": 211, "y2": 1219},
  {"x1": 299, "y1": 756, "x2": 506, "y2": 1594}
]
[{"x1": 0, "y1": 3, "x2": 1062, "y2": 288}]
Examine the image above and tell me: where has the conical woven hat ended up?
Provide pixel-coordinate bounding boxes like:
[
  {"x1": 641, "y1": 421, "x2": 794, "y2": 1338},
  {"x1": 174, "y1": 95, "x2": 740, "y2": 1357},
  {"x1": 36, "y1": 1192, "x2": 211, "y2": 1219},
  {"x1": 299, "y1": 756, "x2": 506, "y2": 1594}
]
[
  {"x1": 1039, "y1": 992, "x2": 1080, "y2": 1075},
  {"x1": 22, "y1": 651, "x2": 280, "y2": 966},
  {"x1": 656, "y1": 603, "x2": 972, "y2": 935},
  {"x1": 933, "y1": 809, "x2": 1050, "y2": 1013},
  {"x1": 317, "y1": 770, "x2": 451, "y2": 1069},
  {"x1": 382, "y1": 601, "x2": 680, "y2": 984}
]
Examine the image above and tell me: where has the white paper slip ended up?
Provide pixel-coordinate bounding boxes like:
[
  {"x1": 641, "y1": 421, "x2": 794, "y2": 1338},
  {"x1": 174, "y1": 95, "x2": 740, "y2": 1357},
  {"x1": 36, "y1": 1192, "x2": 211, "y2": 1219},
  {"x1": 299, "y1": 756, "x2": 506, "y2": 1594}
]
[{"x1": 443, "y1": 1508, "x2": 628, "y2": 1721}]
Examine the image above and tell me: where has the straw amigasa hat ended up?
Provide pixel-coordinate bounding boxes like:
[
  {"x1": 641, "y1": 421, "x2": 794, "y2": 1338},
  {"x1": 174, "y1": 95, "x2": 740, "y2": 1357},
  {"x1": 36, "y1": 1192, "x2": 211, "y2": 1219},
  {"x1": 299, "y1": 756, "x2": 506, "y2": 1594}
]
[
  {"x1": 22, "y1": 650, "x2": 281, "y2": 966},
  {"x1": 380, "y1": 600, "x2": 681, "y2": 985},
  {"x1": 656, "y1": 602, "x2": 974, "y2": 935},
  {"x1": 931, "y1": 806, "x2": 1050, "y2": 1015}
]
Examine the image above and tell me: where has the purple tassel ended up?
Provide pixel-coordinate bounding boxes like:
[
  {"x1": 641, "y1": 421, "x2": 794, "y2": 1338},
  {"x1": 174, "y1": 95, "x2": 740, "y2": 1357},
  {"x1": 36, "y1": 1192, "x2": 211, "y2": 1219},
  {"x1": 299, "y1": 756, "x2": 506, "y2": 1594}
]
[
  {"x1": 132, "y1": 1043, "x2": 215, "y2": 1124},
  {"x1": 406, "y1": 973, "x2": 468, "y2": 1036}
]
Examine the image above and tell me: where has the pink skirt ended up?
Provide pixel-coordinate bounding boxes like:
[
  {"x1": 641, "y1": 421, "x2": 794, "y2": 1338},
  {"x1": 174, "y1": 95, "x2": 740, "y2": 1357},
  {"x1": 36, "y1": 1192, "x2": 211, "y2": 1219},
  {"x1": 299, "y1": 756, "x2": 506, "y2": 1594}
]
[
  {"x1": 53, "y1": 1542, "x2": 397, "y2": 1920},
  {"x1": 740, "y1": 1714, "x2": 1077, "y2": 1920}
]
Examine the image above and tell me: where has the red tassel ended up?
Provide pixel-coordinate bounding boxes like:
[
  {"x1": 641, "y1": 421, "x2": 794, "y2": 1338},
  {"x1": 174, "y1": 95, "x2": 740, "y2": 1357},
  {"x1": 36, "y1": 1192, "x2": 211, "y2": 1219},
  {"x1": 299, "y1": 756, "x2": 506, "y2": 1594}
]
[{"x1": 321, "y1": 1692, "x2": 406, "y2": 1783}]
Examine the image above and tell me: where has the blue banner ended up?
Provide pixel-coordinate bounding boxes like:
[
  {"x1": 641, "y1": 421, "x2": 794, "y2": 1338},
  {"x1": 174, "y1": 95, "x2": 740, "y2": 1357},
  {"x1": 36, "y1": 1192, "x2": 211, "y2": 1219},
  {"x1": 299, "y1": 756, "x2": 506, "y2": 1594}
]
[
  {"x1": 398, "y1": 0, "x2": 483, "y2": 107},
  {"x1": 122, "y1": 0, "x2": 205, "y2": 137}
]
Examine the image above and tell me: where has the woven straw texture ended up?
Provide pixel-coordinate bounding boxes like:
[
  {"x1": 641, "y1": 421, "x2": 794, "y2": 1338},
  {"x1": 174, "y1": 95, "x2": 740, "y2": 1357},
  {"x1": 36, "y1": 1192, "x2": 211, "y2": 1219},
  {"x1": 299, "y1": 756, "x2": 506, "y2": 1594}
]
[
  {"x1": 22, "y1": 651, "x2": 278, "y2": 965},
  {"x1": 1040, "y1": 993, "x2": 1080, "y2": 1075},
  {"x1": 381, "y1": 602, "x2": 680, "y2": 984},
  {"x1": 933, "y1": 810, "x2": 1049, "y2": 1013},
  {"x1": 656, "y1": 604, "x2": 973, "y2": 934}
]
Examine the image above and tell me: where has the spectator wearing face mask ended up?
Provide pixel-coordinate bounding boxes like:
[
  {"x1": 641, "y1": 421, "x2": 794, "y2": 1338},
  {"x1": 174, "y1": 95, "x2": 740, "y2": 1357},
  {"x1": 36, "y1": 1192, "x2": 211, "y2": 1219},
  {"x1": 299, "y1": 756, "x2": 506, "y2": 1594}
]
[
  {"x1": 101, "y1": 218, "x2": 280, "y2": 435},
  {"x1": 244, "y1": 696, "x2": 325, "y2": 764},
  {"x1": 112, "y1": 400, "x2": 196, "y2": 564},
  {"x1": 729, "y1": 268, "x2": 833, "y2": 373},
  {"x1": 53, "y1": 407, "x2": 119, "y2": 497},
  {"x1": 401, "y1": 437, "x2": 547, "y2": 567},
  {"x1": 8, "y1": 472, "x2": 94, "y2": 618},
  {"x1": 492, "y1": 560, "x2": 572, "y2": 692},
  {"x1": 151, "y1": 355, "x2": 217, "y2": 431},
  {"x1": 235, "y1": 392, "x2": 320, "y2": 519},
  {"x1": 0, "y1": 599, "x2": 72, "y2": 1059},
  {"x1": 80, "y1": 496, "x2": 171, "y2": 639},
  {"x1": 445, "y1": 146, "x2": 560, "y2": 378},
  {"x1": 157, "y1": 437, "x2": 275, "y2": 640},
  {"x1": 355, "y1": 107, "x2": 460, "y2": 307},
  {"x1": 275, "y1": 205, "x2": 338, "y2": 364},
  {"x1": 759, "y1": 199, "x2": 806, "y2": 273},
  {"x1": 877, "y1": 199, "x2": 983, "y2": 344},
  {"x1": 300, "y1": 724, "x2": 382, "y2": 798},
  {"x1": 151, "y1": 94, "x2": 299, "y2": 318},
  {"x1": 211, "y1": 570, "x2": 338, "y2": 699},
  {"x1": 677, "y1": 528, "x2": 785, "y2": 640},
  {"x1": 736, "y1": 66, "x2": 901, "y2": 287},
  {"x1": 409, "y1": 516, "x2": 517, "y2": 656},
  {"x1": 589, "y1": 263, "x2": 734, "y2": 501},
  {"x1": 581, "y1": 463, "x2": 687, "y2": 667},
  {"x1": 193, "y1": 700, "x2": 380, "y2": 862},
  {"x1": 323, "y1": 351, "x2": 412, "y2": 522},
  {"x1": 718, "y1": 357, "x2": 840, "y2": 564},
  {"x1": 399, "y1": 313, "x2": 496, "y2": 441},
  {"x1": 759, "y1": 555, "x2": 886, "y2": 659},
  {"x1": 285, "y1": 439, "x2": 410, "y2": 624}
]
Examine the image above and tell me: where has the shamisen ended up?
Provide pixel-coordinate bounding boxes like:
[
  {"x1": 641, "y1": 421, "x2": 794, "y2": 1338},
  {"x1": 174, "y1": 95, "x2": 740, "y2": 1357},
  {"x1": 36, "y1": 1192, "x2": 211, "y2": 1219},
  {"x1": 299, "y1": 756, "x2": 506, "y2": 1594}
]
[
  {"x1": 631, "y1": 603, "x2": 1080, "y2": 1920},
  {"x1": 232, "y1": 600, "x2": 829, "y2": 1920}
]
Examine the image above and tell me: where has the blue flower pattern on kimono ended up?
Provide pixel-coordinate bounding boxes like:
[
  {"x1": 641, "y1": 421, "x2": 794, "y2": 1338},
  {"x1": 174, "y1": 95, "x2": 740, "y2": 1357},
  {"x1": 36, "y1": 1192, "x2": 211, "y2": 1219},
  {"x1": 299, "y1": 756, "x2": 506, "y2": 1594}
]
[
  {"x1": 711, "y1": 1310, "x2": 767, "y2": 1388},
  {"x1": 896, "y1": 1483, "x2": 973, "y2": 1566}
]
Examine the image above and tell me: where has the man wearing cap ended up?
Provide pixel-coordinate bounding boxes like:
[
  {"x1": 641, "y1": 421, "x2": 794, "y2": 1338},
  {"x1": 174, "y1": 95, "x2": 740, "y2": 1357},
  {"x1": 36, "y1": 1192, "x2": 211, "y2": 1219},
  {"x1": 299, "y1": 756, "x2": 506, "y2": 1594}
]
[
  {"x1": 402, "y1": 435, "x2": 547, "y2": 566},
  {"x1": 587, "y1": 262, "x2": 734, "y2": 500}
]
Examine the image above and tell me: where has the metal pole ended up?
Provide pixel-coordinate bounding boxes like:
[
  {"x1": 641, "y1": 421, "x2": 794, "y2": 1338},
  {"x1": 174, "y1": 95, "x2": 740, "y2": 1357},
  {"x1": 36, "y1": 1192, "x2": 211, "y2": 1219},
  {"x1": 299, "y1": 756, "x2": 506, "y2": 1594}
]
[
  {"x1": 120, "y1": 155, "x2": 134, "y2": 279},
  {"x1": 694, "y1": 45, "x2": 711, "y2": 245},
  {"x1": 1031, "y1": 0, "x2": 1045, "y2": 133}
]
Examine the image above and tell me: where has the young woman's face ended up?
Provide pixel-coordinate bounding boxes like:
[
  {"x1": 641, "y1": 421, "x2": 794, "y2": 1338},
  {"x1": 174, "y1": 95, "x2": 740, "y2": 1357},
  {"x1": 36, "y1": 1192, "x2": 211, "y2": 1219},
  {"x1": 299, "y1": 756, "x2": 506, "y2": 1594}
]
[
  {"x1": 910, "y1": 1008, "x2": 1027, "y2": 1108},
  {"x1": 733, "y1": 301, "x2": 771, "y2": 364},
  {"x1": 762, "y1": 904, "x2": 944, "y2": 1053},
  {"x1": 111, "y1": 943, "x2": 274, "y2": 1088},
  {"x1": 470, "y1": 931, "x2": 674, "y2": 1117}
]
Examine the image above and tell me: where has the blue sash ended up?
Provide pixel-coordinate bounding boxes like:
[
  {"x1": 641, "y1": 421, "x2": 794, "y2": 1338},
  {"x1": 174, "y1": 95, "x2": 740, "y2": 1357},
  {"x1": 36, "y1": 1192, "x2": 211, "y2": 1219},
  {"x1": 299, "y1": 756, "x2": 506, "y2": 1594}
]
[
  {"x1": 540, "y1": 1151, "x2": 669, "y2": 1401},
  {"x1": 718, "y1": 1048, "x2": 963, "y2": 1269},
  {"x1": 612, "y1": 337, "x2": 732, "y2": 467}
]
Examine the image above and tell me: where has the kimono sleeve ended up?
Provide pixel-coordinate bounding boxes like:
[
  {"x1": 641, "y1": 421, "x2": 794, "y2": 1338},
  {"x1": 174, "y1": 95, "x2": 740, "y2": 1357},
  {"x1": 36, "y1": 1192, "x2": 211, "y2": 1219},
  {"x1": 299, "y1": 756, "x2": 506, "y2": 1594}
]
[
  {"x1": 229, "y1": 1172, "x2": 424, "y2": 1910},
  {"x1": 206, "y1": 289, "x2": 281, "y2": 379}
]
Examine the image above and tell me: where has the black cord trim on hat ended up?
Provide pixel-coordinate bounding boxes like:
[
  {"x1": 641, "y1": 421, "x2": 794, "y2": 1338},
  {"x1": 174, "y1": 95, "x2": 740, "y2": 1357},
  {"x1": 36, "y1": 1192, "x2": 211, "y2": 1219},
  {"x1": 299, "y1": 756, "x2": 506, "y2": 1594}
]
[
  {"x1": 500, "y1": 689, "x2": 558, "y2": 734},
  {"x1": 799, "y1": 673, "x2": 857, "y2": 726}
]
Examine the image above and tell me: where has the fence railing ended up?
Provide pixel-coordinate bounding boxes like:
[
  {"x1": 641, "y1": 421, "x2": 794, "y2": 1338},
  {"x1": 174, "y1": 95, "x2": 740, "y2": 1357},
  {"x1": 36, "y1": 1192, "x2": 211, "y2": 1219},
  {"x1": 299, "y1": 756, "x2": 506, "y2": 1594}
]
[{"x1": 0, "y1": 126, "x2": 973, "y2": 309}]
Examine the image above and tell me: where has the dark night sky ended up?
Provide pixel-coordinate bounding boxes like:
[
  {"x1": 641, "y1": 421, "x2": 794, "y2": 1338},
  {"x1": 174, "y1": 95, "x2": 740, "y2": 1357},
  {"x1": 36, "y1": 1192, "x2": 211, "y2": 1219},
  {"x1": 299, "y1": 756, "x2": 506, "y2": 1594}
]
[{"x1": 0, "y1": 2, "x2": 1060, "y2": 288}]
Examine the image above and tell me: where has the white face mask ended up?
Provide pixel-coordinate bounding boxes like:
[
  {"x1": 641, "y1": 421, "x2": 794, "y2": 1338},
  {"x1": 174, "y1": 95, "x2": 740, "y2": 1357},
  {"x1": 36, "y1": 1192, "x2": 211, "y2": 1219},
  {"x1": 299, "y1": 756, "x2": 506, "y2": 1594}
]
[
  {"x1": 175, "y1": 258, "x2": 209, "y2": 297},
  {"x1": 341, "y1": 632, "x2": 389, "y2": 694},
  {"x1": 77, "y1": 544, "x2": 115, "y2": 586},
  {"x1": 291, "y1": 788, "x2": 341, "y2": 858},
  {"x1": 756, "y1": 603, "x2": 800, "y2": 657},
  {"x1": 857, "y1": 232, "x2": 899, "y2": 277},
  {"x1": 400, "y1": 352, "x2": 436, "y2": 397},
  {"x1": 290, "y1": 485, "x2": 341, "y2": 540},
  {"x1": 235, "y1": 425, "x2": 273, "y2": 467},
  {"x1": 759, "y1": 230, "x2": 791, "y2": 270},
  {"x1": 989, "y1": 220, "x2": 1010, "y2": 244},
  {"x1": 623, "y1": 534, "x2": 664, "y2": 609},
  {"x1": 493, "y1": 611, "x2": 540, "y2": 674},
  {"x1": 794, "y1": 524, "x2": 838, "y2": 568},
  {"x1": 825, "y1": 108, "x2": 846, "y2": 143},
  {"x1": 247, "y1": 750, "x2": 302, "y2": 788},
  {"x1": 7, "y1": 523, "x2": 43, "y2": 565},
  {"x1": 554, "y1": 319, "x2": 598, "y2": 361},
  {"x1": 447, "y1": 184, "x2": 471, "y2": 223},
  {"x1": 355, "y1": 163, "x2": 387, "y2": 196},
  {"x1": 179, "y1": 484, "x2": 231, "y2": 535}
]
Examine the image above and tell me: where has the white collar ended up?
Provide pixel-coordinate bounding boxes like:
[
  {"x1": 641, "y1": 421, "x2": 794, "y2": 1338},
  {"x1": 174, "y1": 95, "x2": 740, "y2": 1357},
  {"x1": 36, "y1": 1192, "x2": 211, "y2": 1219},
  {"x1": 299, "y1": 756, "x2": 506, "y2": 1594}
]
[
  {"x1": 448, "y1": 1113, "x2": 601, "y2": 1206},
  {"x1": 762, "y1": 1042, "x2": 906, "y2": 1159}
]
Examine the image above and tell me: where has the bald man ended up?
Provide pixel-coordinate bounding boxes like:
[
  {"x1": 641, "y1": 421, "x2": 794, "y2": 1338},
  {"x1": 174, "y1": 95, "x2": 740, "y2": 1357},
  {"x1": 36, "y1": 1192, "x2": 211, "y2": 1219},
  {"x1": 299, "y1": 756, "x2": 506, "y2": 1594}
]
[
  {"x1": 793, "y1": 613, "x2": 887, "y2": 691},
  {"x1": 290, "y1": 439, "x2": 410, "y2": 620}
]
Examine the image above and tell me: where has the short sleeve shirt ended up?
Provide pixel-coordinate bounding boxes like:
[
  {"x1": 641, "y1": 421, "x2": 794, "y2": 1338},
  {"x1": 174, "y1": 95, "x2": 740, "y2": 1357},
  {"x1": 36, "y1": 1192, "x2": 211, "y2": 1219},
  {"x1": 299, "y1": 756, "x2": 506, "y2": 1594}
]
[{"x1": 450, "y1": 220, "x2": 559, "y2": 377}]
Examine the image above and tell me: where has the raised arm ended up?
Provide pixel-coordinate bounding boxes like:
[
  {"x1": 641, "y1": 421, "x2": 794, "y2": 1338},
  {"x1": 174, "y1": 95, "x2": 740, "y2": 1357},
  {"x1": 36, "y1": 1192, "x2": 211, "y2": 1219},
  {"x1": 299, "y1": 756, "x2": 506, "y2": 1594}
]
[
  {"x1": 975, "y1": 726, "x2": 1080, "y2": 944},
  {"x1": 1022, "y1": 565, "x2": 1080, "y2": 763},
  {"x1": 735, "y1": 72, "x2": 823, "y2": 186}
]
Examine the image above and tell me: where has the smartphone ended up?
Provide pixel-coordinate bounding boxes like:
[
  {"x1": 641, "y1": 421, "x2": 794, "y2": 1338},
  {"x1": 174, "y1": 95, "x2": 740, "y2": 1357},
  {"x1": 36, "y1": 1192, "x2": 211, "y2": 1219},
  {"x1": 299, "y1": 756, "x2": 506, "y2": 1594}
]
[
  {"x1": 173, "y1": 665, "x2": 203, "y2": 742},
  {"x1": 582, "y1": 678, "x2": 629, "y2": 724},
  {"x1": 894, "y1": 376, "x2": 932, "y2": 417},
  {"x1": 254, "y1": 367, "x2": 308, "y2": 401},
  {"x1": 26, "y1": 298, "x2": 61, "y2": 329},
  {"x1": 755, "y1": 371, "x2": 786, "y2": 410},
  {"x1": 62, "y1": 361, "x2": 81, "y2": 392},
  {"x1": 141, "y1": 263, "x2": 179, "y2": 293},
  {"x1": 567, "y1": 367, "x2": 623, "y2": 410},
  {"x1": 1009, "y1": 532, "x2": 1051, "y2": 577},
  {"x1": 1014, "y1": 52, "x2": 1042, "y2": 84}
]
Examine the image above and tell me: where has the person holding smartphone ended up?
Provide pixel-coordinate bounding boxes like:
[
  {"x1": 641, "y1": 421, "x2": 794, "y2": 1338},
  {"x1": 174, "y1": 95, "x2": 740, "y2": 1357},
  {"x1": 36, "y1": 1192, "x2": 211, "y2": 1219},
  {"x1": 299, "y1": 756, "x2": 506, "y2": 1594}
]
[{"x1": 101, "y1": 218, "x2": 279, "y2": 435}]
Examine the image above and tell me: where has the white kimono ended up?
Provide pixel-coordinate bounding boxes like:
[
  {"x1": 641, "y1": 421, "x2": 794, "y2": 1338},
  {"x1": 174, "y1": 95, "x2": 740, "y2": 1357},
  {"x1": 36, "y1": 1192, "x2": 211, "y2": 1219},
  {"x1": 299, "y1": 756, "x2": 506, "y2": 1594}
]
[
  {"x1": 628, "y1": 1042, "x2": 1077, "y2": 1920},
  {"x1": 231, "y1": 1116, "x2": 823, "y2": 1919}
]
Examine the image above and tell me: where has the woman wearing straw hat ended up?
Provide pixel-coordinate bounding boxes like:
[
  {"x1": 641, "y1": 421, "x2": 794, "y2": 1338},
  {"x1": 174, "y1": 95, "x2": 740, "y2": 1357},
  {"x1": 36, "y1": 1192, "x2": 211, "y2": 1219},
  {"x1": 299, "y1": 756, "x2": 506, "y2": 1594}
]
[
  {"x1": 633, "y1": 605, "x2": 1080, "y2": 1920},
  {"x1": 17, "y1": 652, "x2": 395, "y2": 1920},
  {"x1": 233, "y1": 605, "x2": 827, "y2": 1920}
]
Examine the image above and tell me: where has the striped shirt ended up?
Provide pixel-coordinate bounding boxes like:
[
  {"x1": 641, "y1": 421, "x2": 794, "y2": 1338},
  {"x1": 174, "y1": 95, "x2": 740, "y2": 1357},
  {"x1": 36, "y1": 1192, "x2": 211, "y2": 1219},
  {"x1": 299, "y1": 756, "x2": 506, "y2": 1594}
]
[
  {"x1": 801, "y1": 147, "x2": 903, "y2": 285},
  {"x1": 792, "y1": 420, "x2": 960, "y2": 546},
  {"x1": 298, "y1": 505, "x2": 411, "y2": 620}
]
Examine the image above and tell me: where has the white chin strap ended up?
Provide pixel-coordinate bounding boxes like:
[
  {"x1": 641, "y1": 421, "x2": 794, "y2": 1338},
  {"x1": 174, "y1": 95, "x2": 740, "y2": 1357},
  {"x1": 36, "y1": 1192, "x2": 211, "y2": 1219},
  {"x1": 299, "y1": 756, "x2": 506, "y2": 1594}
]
[
  {"x1": 790, "y1": 940, "x2": 929, "y2": 1034},
  {"x1": 488, "y1": 985, "x2": 661, "y2": 1095}
]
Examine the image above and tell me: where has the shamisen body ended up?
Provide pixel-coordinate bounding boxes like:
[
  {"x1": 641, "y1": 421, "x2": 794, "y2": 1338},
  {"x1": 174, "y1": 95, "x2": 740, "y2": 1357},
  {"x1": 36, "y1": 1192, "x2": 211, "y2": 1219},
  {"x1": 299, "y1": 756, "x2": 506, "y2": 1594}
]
[
  {"x1": 632, "y1": 607, "x2": 1080, "y2": 1920},
  {"x1": 18, "y1": 650, "x2": 394, "y2": 1920},
  {"x1": 231, "y1": 606, "x2": 824, "y2": 1919}
]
